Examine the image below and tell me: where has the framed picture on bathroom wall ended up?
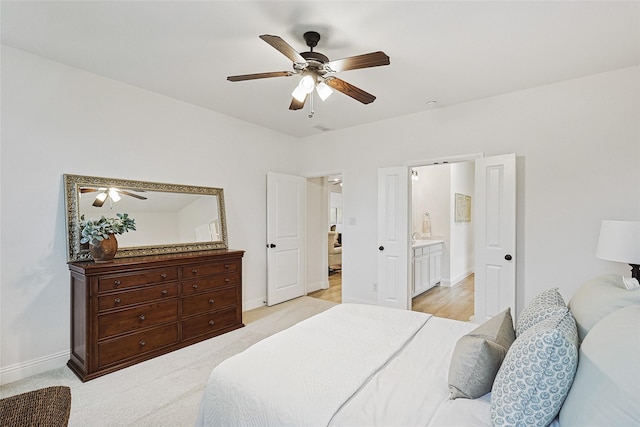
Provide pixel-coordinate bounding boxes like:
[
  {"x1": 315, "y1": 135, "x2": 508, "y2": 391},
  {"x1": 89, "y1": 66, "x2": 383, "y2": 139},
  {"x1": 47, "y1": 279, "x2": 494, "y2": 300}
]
[
  {"x1": 455, "y1": 193, "x2": 465, "y2": 222},
  {"x1": 455, "y1": 193, "x2": 472, "y2": 223},
  {"x1": 464, "y1": 195, "x2": 472, "y2": 222}
]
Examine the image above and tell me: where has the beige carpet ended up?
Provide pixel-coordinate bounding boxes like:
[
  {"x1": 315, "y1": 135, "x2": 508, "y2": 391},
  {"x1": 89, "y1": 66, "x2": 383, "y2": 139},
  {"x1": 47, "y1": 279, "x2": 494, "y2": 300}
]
[{"x1": 0, "y1": 296, "x2": 336, "y2": 426}]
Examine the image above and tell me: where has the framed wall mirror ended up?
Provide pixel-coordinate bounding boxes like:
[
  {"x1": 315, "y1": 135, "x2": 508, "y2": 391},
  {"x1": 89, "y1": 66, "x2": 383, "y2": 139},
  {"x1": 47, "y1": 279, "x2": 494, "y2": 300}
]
[{"x1": 64, "y1": 174, "x2": 228, "y2": 261}]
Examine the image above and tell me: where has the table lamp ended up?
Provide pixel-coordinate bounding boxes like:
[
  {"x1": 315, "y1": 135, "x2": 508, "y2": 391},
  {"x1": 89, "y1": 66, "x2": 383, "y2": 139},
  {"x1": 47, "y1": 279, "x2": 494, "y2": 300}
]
[{"x1": 596, "y1": 220, "x2": 640, "y2": 282}]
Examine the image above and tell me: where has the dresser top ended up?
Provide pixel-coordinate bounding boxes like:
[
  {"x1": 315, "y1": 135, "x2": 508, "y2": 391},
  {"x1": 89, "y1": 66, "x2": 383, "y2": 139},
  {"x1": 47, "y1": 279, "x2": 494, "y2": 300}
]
[{"x1": 68, "y1": 249, "x2": 244, "y2": 274}]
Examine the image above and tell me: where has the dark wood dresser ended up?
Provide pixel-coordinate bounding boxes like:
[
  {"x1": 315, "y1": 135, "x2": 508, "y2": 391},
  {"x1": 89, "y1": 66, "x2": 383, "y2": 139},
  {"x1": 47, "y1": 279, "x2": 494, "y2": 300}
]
[{"x1": 68, "y1": 249, "x2": 244, "y2": 381}]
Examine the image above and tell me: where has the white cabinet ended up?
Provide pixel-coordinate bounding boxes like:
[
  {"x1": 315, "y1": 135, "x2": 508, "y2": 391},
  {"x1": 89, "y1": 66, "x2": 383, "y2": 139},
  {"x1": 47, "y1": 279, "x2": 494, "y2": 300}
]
[
  {"x1": 429, "y1": 244, "x2": 443, "y2": 286},
  {"x1": 412, "y1": 242, "x2": 443, "y2": 297}
]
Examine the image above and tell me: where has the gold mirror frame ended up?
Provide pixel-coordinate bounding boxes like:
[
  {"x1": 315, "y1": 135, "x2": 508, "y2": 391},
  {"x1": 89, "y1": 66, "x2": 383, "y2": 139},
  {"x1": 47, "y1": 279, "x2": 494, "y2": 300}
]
[{"x1": 64, "y1": 174, "x2": 228, "y2": 262}]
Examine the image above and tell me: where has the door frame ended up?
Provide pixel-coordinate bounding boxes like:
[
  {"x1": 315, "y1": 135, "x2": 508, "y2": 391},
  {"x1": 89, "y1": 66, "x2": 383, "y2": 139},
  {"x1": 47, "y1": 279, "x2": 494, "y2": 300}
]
[
  {"x1": 403, "y1": 153, "x2": 516, "y2": 319},
  {"x1": 303, "y1": 169, "x2": 345, "y2": 297}
]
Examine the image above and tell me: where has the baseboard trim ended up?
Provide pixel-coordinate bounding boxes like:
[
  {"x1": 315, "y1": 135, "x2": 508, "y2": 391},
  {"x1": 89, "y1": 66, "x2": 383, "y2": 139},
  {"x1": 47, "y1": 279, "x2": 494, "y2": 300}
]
[
  {"x1": 0, "y1": 350, "x2": 68, "y2": 386},
  {"x1": 243, "y1": 297, "x2": 267, "y2": 312},
  {"x1": 450, "y1": 269, "x2": 475, "y2": 287},
  {"x1": 306, "y1": 279, "x2": 329, "y2": 293}
]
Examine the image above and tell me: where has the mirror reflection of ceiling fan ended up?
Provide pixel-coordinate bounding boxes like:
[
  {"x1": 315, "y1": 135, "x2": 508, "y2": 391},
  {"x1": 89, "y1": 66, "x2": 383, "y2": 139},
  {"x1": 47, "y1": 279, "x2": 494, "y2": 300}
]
[
  {"x1": 227, "y1": 31, "x2": 390, "y2": 116},
  {"x1": 80, "y1": 187, "x2": 147, "y2": 207}
]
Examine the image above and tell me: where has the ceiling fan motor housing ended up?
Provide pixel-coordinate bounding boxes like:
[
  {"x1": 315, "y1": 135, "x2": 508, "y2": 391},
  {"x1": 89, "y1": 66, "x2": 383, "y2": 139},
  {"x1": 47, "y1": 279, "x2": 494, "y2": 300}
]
[{"x1": 303, "y1": 31, "x2": 321, "y2": 49}]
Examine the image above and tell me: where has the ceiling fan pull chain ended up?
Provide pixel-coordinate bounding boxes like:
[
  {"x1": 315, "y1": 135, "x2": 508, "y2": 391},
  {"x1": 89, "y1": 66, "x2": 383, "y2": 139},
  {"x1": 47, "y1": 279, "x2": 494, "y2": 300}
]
[{"x1": 308, "y1": 91, "x2": 315, "y2": 118}]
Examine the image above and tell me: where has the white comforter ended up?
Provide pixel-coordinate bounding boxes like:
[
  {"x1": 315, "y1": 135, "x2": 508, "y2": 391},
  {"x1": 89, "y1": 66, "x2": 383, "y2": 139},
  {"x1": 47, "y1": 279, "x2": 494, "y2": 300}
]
[{"x1": 196, "y1": 303, "x2": 485, "y2": 427}]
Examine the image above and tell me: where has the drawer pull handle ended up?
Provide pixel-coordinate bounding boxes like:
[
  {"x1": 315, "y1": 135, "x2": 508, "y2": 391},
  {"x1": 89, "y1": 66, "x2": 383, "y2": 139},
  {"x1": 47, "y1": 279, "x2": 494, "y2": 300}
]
[
  {"x1": 224, "y1": 264, "x2": 230, "y2": 269},
  {"x1": 114, "y1": 298, "x2": 121, "y2": 304},
  {"x1": 139, "y1": 340, "x2": 146, "y2": 347},
  {"x1": 209, "y1": 320, "x2": 215, "y2": 326},
  {"x1": 161, "y1": 290, "x2": 168, "y2": 296},
  {"x1": 192, "y1": 269, "x2": 198, "y2": 274},
  {"x1": 114, "y1": 280, "x2": 121, "y2": 287},
  {"x1": 192, "y1": 284, "x2": 198, "y2": 289},
  {"x1": 224, "y1": 278, "x2": 230, "y2": 283},
  {"x1": 139, "y1": 314, "x2": 146, "y2": 321},
  {"x1": 209, "y1": 298, "x2": 215, "y2": 304},
  {"x1": 160, "y1": 273, "x2": 167, "y2": 279}
]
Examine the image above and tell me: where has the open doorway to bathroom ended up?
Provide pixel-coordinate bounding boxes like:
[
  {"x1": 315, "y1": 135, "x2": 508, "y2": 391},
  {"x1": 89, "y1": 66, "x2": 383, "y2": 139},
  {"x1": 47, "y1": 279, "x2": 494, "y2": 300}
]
[
  {"x1": 308, "y1": 175, "x2": 343, "y2": 304},
  {"x1": 410, "y1": 162, "x2": 475, "y2": 321}
]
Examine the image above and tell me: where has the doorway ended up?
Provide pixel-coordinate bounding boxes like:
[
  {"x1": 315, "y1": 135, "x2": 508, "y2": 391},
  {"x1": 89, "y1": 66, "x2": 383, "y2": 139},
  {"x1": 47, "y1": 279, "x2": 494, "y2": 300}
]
[
  {"x1": 377, "y1": 153, "x2": 516, "y2": 323},
  {"x1": 409, "y1": 162, "x2": 475, "y2": 321},
  {"x1": 306, "y1": 174, "x2": 343, "y2": 304}
]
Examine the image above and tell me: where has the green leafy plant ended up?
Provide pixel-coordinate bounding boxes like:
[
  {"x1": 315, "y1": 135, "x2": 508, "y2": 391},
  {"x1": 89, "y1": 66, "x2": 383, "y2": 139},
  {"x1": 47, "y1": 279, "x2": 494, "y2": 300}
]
[{"x1": 80, "y1": 213, "x2": 136, "y2": 244}]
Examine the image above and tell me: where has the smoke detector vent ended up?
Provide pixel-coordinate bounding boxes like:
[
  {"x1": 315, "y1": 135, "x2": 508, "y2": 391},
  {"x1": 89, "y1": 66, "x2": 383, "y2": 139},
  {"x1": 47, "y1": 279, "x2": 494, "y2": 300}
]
[{"x1": 313, "y1": 124, "x2": 333, "y2": 132}]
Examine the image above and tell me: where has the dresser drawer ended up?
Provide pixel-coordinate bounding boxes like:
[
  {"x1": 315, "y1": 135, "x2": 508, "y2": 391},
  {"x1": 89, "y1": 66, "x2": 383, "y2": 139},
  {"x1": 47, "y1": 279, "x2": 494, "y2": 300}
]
[
  {"x1": 97, "y1": 324, "x2": 179, "y2": 368},
  {"x1": 181, "y1": 273, "x2": 238, "y2": 295},
  {"x1": 181, "y1": 287, "x2": 237, "y2": 318},
  {"x1": 181, "y1": 261, "x2": 239, "y2": 279},
  {"x1": 98, "y1": 299, "x2": 178, "y2": 339},
  {"x1": 98, "y1": 283, "x2": 178, "y2": 312},
  {"x1": 98, "y1": 268, "x2": 178, "y2": 292},
  {"x1": 182, "y1": 306, "x2": 239, "y2": 341}
]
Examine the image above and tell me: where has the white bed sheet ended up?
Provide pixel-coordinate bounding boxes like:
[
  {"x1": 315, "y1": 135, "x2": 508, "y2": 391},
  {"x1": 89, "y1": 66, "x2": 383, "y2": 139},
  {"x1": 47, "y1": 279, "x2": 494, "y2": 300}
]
[
  {"x1": 196, "y1": 304, "x2": 497, "y2": 427},
  {"x1": 331, "y1": 316, "x2": 481, "y2": 426},
  {"x1": 196, "y1": 304, "x2": 432, "y2": 427}
]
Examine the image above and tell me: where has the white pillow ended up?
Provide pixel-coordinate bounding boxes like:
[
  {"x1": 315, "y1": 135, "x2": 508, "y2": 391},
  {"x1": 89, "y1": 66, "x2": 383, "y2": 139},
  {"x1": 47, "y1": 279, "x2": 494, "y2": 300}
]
[
  {"x1": 491, "y1": 311, "x2": 578, "y2": 427},
  {"x1": 559, "y1": 305, "x2": 640, "y2": 426},
  {"x1": 516, "y1": 287, "x2": 567, "y2": 336},
  {"x1": 448, "y1": 307, "x2": 515, "y2": 399},
  {"x1": 568, "y1": 274, "x2": 640, "y2": 342}
]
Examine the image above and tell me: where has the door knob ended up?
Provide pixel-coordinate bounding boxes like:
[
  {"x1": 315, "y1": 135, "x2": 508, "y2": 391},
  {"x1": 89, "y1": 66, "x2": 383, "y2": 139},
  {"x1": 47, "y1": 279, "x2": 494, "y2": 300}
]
[
  {"x1": 378, "y1": 246, "x2": 385, "y2": 251},
  {"x1": 267, "y1": 243, "x2": 276, "y2": 248},
  {"x1": 504, "y1": 254, "x2": 513, "y2": 261}
]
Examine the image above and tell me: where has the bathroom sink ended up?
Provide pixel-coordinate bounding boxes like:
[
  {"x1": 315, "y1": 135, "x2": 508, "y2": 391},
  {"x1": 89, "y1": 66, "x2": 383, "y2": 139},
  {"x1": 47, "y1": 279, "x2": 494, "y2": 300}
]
[{"x1": 411, "y1": 239, "x2": 443, "y2": 248}]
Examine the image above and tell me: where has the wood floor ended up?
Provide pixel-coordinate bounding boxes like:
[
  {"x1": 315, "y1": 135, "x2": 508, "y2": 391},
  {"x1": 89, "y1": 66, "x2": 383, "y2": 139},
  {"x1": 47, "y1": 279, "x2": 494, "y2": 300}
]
[
  {"x1": 412, "y1": 274, "x2": 474, "y2": 322},
  {"x1": 308, "y1": 271, "x2": 475, "y2": 322}
]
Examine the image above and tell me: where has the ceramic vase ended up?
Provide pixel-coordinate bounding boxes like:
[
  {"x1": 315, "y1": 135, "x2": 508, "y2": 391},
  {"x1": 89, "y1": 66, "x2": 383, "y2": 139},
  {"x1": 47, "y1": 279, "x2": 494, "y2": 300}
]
[{"x1": 90, "y1": 234, "x2": 118, "y2": 262}]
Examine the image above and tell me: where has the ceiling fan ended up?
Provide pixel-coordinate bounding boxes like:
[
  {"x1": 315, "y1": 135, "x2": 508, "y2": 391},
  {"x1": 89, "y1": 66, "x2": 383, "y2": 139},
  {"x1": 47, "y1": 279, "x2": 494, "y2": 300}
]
[
  {"x1": 227, "y1": 31, "x2": 390, "y2": 114},
  {"x1": 80, "y1": 187, "x2": 147, "y2": 207}
]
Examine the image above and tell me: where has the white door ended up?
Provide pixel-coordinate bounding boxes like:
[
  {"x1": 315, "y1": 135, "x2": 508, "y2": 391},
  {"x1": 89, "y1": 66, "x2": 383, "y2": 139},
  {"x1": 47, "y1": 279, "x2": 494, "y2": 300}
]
[
  {"x1": 377, "y1": 167, "x2": 410, "y2": 309},
  {"x1": 474, "y1": 154, "x2": 517, "y2": 322},
  {"x1": 266, "y1": 172, "x2": 306, "y2": 306}
]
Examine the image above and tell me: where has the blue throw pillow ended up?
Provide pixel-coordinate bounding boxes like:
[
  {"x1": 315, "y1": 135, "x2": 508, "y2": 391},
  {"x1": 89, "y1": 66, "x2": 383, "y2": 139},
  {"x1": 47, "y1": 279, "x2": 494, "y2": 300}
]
[{"x1": 491, "y1": 311, "x2": 578, "y2": 427}]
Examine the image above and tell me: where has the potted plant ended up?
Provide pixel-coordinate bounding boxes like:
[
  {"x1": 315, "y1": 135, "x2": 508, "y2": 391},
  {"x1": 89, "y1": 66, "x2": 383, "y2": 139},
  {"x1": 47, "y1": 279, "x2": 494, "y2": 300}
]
[{"x1": 80, "y1": 213, "x2": 136, "y2": 262}]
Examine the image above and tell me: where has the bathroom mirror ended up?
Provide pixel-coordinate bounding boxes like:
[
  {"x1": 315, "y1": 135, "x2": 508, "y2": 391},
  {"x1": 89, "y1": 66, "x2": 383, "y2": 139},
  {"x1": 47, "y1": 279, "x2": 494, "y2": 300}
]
[{"x1": 64, "y1": 174, "x2": 228, "y2": 261}]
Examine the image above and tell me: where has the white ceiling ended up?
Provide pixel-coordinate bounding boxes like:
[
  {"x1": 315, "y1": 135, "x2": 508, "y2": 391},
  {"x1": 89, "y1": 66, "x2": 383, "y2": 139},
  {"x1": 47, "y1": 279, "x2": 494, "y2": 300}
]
[{"x1": 2, "y1": 1, "x2": 639, "y2": 138}]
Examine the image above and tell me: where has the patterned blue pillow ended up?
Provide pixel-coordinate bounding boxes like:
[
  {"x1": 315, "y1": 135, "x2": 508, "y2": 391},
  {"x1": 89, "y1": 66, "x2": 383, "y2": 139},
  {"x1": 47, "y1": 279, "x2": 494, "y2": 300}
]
[
  {"x1": 516, "y1": 288, "x2": 567, "y2": 336},
  {"x1": 491, "y1": 311, "x2": 578, "y2": 427}
]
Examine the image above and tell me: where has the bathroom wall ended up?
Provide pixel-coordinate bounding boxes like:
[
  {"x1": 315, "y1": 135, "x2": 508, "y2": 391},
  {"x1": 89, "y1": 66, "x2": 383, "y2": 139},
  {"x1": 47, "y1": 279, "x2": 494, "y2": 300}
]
[{"x1": 413, "y1": 162, "x2": 474, "y2": 286}]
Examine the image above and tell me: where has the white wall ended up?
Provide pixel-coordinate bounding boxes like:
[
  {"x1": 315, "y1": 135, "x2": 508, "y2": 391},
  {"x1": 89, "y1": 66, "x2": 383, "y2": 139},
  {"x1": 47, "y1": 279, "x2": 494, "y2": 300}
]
[
  {"x1": 413, "y1": 162, "x2": 474, "y2": 287},
  {"x1": 298, "y1": 66, "x2": 640, "y2": 309},
  {"x1": 0, "y1": 47, "x2": 301, "y2": 383},
  {"x1": 449, "y1": 162, "x2": 474, "y2": 285}
]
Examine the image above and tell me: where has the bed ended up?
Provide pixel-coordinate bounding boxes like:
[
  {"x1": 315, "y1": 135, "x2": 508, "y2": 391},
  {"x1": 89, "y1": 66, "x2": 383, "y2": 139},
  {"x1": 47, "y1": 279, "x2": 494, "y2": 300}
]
[{"x1": 196, "y1": 275, "x2": 640, "y2": 427}]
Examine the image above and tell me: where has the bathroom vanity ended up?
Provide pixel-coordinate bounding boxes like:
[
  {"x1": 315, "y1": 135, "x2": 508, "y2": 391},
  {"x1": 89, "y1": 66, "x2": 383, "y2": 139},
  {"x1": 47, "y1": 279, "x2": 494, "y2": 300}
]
[{"x1": 411, "y1": 240, "x2": 443, "y2": 297}]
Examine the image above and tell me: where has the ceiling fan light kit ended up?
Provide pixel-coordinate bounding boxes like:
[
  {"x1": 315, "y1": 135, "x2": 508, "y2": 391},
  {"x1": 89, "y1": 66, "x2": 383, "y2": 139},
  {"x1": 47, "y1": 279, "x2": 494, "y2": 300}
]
[{"x1": 227, "y1": 31, "x2": 390, "y2": 116}]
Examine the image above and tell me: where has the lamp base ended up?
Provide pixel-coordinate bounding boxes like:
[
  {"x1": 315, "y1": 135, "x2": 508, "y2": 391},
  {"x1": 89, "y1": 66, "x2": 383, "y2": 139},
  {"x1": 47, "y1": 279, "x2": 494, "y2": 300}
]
[{"x1": 630, "y1": 263, "x2": 639, "y2": 280}]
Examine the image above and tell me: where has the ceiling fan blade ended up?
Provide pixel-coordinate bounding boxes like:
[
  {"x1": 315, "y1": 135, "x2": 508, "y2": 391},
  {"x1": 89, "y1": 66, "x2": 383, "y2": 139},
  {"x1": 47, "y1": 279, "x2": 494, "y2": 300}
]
[
  {"x1": 227, "y1": 71, "x2": 293, "y2": 82},
  {"x1": 119, "y1": 190, "x2": 148, "y2": 200},
  {"x1": 289, "y1": 95, "x2": 307, "y2": 110},
  {"x1": 326, "y1": 77, "x2": 376, "y2": 104},
  {"x1": 80, "y1": 188, "x2": 99, "y2": 193},
  {"x1": 92, "y1": 197, "x2": 106, "y2": 207},
  {"x1": 259, "y1": 35, "x2": 306, "y2": 64},
  {"x1": 325, "y1": 51, "x2": 390, "y2": 73}
]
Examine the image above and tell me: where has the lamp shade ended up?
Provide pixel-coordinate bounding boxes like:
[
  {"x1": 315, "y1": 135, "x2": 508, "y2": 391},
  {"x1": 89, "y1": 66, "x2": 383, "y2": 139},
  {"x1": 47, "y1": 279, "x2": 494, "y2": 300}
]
[{"x1": 596, "y1": 220, "x2": 640, "y2": 264}]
